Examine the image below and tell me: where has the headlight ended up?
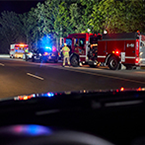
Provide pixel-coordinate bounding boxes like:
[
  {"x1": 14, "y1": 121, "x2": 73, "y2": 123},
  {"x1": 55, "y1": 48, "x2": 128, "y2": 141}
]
[
  {"x1": 140, "y1": 52, "x2": 143, "y2": 56},
  {"x1": 39, "y1": 53, "x2": 42, "y2": 56}
]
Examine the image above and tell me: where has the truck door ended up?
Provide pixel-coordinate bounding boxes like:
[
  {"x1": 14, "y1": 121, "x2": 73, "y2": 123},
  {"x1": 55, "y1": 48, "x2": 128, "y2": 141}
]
[
  {"x1": 97, "y1": 41, "x2": 106, "y2": 62},
  {"x1": 125, "y1": 40, "x2": 136, "y2": 64}
]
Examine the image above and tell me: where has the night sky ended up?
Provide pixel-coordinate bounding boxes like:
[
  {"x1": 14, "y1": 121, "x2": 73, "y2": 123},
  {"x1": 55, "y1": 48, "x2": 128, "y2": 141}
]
[{"x1": 0, "y1": 0, "x2": 46, "y2": 14}]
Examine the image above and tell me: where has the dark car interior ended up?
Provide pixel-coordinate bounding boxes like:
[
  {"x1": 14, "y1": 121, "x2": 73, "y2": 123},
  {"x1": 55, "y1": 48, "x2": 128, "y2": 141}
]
[{"x1": 0, "y1": 89, "x2": 145, "y2": 145}]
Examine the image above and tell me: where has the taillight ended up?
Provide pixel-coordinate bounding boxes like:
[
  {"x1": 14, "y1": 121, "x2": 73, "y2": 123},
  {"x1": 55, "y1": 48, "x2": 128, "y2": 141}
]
[
  {"x1": 112, "y1": 50, "x2": 120, "y2": 56},
  {"x1": 120, "y1": 87, "x2": 125, "y2": 91},
  {"x1": 135, "y1": 57, "x2": 139, "y2": 64},
  {"x1": 115, "y1": 51, "x2": 119, "y2": 55}
]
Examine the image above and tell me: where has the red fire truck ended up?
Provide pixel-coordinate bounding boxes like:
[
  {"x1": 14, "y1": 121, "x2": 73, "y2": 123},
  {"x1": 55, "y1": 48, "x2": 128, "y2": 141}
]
[{"x1": 62, "y1": 31, "x2": 145, "y2": 70}]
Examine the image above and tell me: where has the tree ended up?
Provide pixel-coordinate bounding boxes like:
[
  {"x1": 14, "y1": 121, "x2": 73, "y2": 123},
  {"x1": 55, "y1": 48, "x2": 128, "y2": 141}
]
[
  {"x1": 90, "y1": 0, "x2": 145, "y2": 33},
  {"x1": 0, "y1": 11, "x2": 23, "y2": 53}
]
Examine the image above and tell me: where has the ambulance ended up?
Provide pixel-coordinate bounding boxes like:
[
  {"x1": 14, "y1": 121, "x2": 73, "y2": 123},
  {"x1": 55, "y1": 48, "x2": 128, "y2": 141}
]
[{"x1": 10, "y1": 44, "x2": 28, "y2": 58}]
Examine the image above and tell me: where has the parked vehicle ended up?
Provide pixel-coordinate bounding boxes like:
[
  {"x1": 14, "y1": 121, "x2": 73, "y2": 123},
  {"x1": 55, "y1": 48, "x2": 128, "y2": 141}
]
[
  {"x1": 32, "y1": 47, "x2": 59, "y2": 63},
  {"x1": 10, "y1": 44, "x2": 28, "y2": 59},
  {"x1": 62, "y1": 31, "x2": 145, "y2": 70}
]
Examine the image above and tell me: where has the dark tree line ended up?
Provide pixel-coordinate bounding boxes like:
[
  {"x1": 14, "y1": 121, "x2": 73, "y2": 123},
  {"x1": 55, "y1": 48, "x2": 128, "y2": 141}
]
[{"x1": 0, "y1": 0, "x2": 144, "y2": 53}]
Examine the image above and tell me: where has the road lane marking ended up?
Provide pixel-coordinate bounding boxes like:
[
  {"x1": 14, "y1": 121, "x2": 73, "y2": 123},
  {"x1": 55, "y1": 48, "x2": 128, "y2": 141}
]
[
  {"x1": 0, "y1": 63, "x2": 5, "y2": 66},
  {"x1": 27, "y1": 73, "x2": 44, "y2": 81},
  {"x1": 26, "y1": 62, "x2": 145, "y2": 85},
  {"x1": 105, "y1": 100, "x2": 143, "y2": 107},
  {"x1": 46, "y1": 65, "x2": 145, "y2": 85},
  {"x1": 36, "y1": 109, "x2": 60, "y2": 116}
]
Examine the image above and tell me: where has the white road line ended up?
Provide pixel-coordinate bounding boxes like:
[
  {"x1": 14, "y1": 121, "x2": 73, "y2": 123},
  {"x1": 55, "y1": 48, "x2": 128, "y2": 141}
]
[
  {"x1": 27, "y1": 62, "x2": 145, "y2": 85},
  {"x1": 36, "y1": 109, "x2": 60, "y2": 116},
  {"x1": 27, "y1": 73, "x2": 44, "y2": 81},
  {"x1": 0, "y1": 63, "x2": 5, "y2": 66},
  {"x1": 105, "y1": 100, "x2": 143, "y2": 107}
]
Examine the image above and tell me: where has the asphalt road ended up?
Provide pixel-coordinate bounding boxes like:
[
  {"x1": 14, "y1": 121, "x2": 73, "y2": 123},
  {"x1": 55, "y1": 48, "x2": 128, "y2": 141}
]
[{"x1": 1, "y1": 57, "x2": 145, "y2": 99}]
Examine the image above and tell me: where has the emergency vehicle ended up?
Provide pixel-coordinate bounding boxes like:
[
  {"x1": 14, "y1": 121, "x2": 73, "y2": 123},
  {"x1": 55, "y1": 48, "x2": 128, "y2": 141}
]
[
  {"x1": 62, "y1": 31, "x2": 145, "y2": 70},
  {"x1": 32, "y1": 46, "x2": 59, "y2": 63},
  {"x1": 10, "y1": 44, "x2": 28, "y2": 58}
]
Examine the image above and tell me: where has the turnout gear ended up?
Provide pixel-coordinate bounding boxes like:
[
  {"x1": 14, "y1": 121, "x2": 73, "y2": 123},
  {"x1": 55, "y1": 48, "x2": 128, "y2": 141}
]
[{"x1": 61, "y1": 43, "x2": 70, "y2": 66}]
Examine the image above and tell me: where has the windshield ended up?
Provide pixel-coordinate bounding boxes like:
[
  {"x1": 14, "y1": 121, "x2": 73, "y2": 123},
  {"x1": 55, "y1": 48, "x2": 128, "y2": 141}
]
[{"x1": 0, "y1": 0, "x2": 144, "y2": 98}]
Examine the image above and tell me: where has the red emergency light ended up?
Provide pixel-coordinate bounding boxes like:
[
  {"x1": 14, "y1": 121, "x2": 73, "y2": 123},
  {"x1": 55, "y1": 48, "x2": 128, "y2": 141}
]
[
  {"x1": 112, "y1": 50, "x2": 120, "y2": 56},
  {"x1": 135, "y1": 58, "x2": 139, "y2": 64},
  {"x1": 44, "y1": 52, "x2": 49, "y2": 56},
  {"x1": 52, "y1": 47, "x2": 56, "y2": 51},
  {"x1": 120, "y1": 87, "x2": 125, "y2": 91},
  {"x1": 15, "y1": 44, "x2": 28, "y2": 47}
]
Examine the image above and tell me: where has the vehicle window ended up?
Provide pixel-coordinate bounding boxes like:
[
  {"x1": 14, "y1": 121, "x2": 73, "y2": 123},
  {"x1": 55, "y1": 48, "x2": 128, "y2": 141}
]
[
  {"x1": 66, "y1": 39, "x2": 72, "y2": 47},
  {"x1": 79, "y1": 38, "x2": 85, "y2": 47},
  {"x1": 74, "y1": 38, "x2": 78, "y2": 46}
]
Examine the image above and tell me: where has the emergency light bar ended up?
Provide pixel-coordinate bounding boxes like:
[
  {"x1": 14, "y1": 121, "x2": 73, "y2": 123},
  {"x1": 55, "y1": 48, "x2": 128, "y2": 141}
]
[{"x1": 15, "y1": 44, "x2": 28, "y2": 47}]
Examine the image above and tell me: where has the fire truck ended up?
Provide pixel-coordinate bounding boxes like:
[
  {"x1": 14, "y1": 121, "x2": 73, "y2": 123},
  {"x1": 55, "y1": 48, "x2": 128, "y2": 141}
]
[
  {"x1": 62, "y1": 31, "x2": 145, "y2": 70},
  {"x1": 10, "y1": 44, "x2": 28, "y2": 58}
]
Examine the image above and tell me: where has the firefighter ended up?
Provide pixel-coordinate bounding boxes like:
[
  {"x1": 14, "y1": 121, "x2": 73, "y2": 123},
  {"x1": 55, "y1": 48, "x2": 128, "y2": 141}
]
[{"x1": 60, "y1": 43, "x2": 70, "y2": 67}]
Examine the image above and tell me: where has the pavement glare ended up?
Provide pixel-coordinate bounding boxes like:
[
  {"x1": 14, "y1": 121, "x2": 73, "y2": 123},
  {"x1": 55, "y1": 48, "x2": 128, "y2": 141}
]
[{"x1": 44, "y1": 65, "x2": 145, "y2": 85}]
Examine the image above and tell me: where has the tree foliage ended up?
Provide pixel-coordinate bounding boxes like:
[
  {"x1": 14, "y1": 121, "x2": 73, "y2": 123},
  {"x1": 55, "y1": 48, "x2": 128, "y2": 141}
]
[
  {"x1": 0, "y1": 0, "x2": 145, "y2": 53},
  {"x1": 90, "y1": 0, "x2": 145, "y2": 33}
]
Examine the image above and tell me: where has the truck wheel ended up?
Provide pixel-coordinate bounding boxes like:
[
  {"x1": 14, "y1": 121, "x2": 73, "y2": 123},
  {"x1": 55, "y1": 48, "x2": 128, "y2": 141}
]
[
  {"x1": 70, "y1": 55, "x2": 79, "y2": 67},
  {"x1": 108, "y1": 56, "x2": 120, "y2": 70},
  {"x1": 11, "y1": 55, "x2": 14, "y2": 59}
]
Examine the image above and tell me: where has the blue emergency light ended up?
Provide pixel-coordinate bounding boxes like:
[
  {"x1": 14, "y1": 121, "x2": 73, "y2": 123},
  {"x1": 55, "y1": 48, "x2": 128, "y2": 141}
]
[{"x1": 45, "y1": 46, "x2": 51, "y2": 50}]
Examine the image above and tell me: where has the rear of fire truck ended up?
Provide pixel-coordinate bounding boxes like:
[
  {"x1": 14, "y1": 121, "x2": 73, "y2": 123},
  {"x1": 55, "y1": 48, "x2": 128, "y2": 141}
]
[
  {"x1": 89, "y1": 31, "x2": 145, "y2": 70},
  {"x1": 139, "y1": 33, "x2": 145, "y2": 66}
]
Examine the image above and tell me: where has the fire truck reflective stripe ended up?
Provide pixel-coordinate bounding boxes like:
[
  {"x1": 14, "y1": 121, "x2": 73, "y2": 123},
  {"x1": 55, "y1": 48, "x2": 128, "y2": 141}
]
[
  {"x1": 97, "y1": 56, "x2": 106, "y2": 58},
  {"x1": 125, "y1": 56, "x2": 136, "y2": 59},
  {"x1": 80, "y1": 55, "x2": 87, "y2": 57}
]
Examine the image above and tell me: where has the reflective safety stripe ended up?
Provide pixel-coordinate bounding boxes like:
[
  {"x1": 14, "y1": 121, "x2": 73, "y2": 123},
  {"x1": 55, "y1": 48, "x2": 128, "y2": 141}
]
[
  {"x1": 125, "y1": 56, "x2": 136, "y2": 59},
  {"x1": 97, "y1": 56, "x2": 106, "y2": 58},
  {"x1": 80, "y1": 55, "x2": 87, "y2": 57}
]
